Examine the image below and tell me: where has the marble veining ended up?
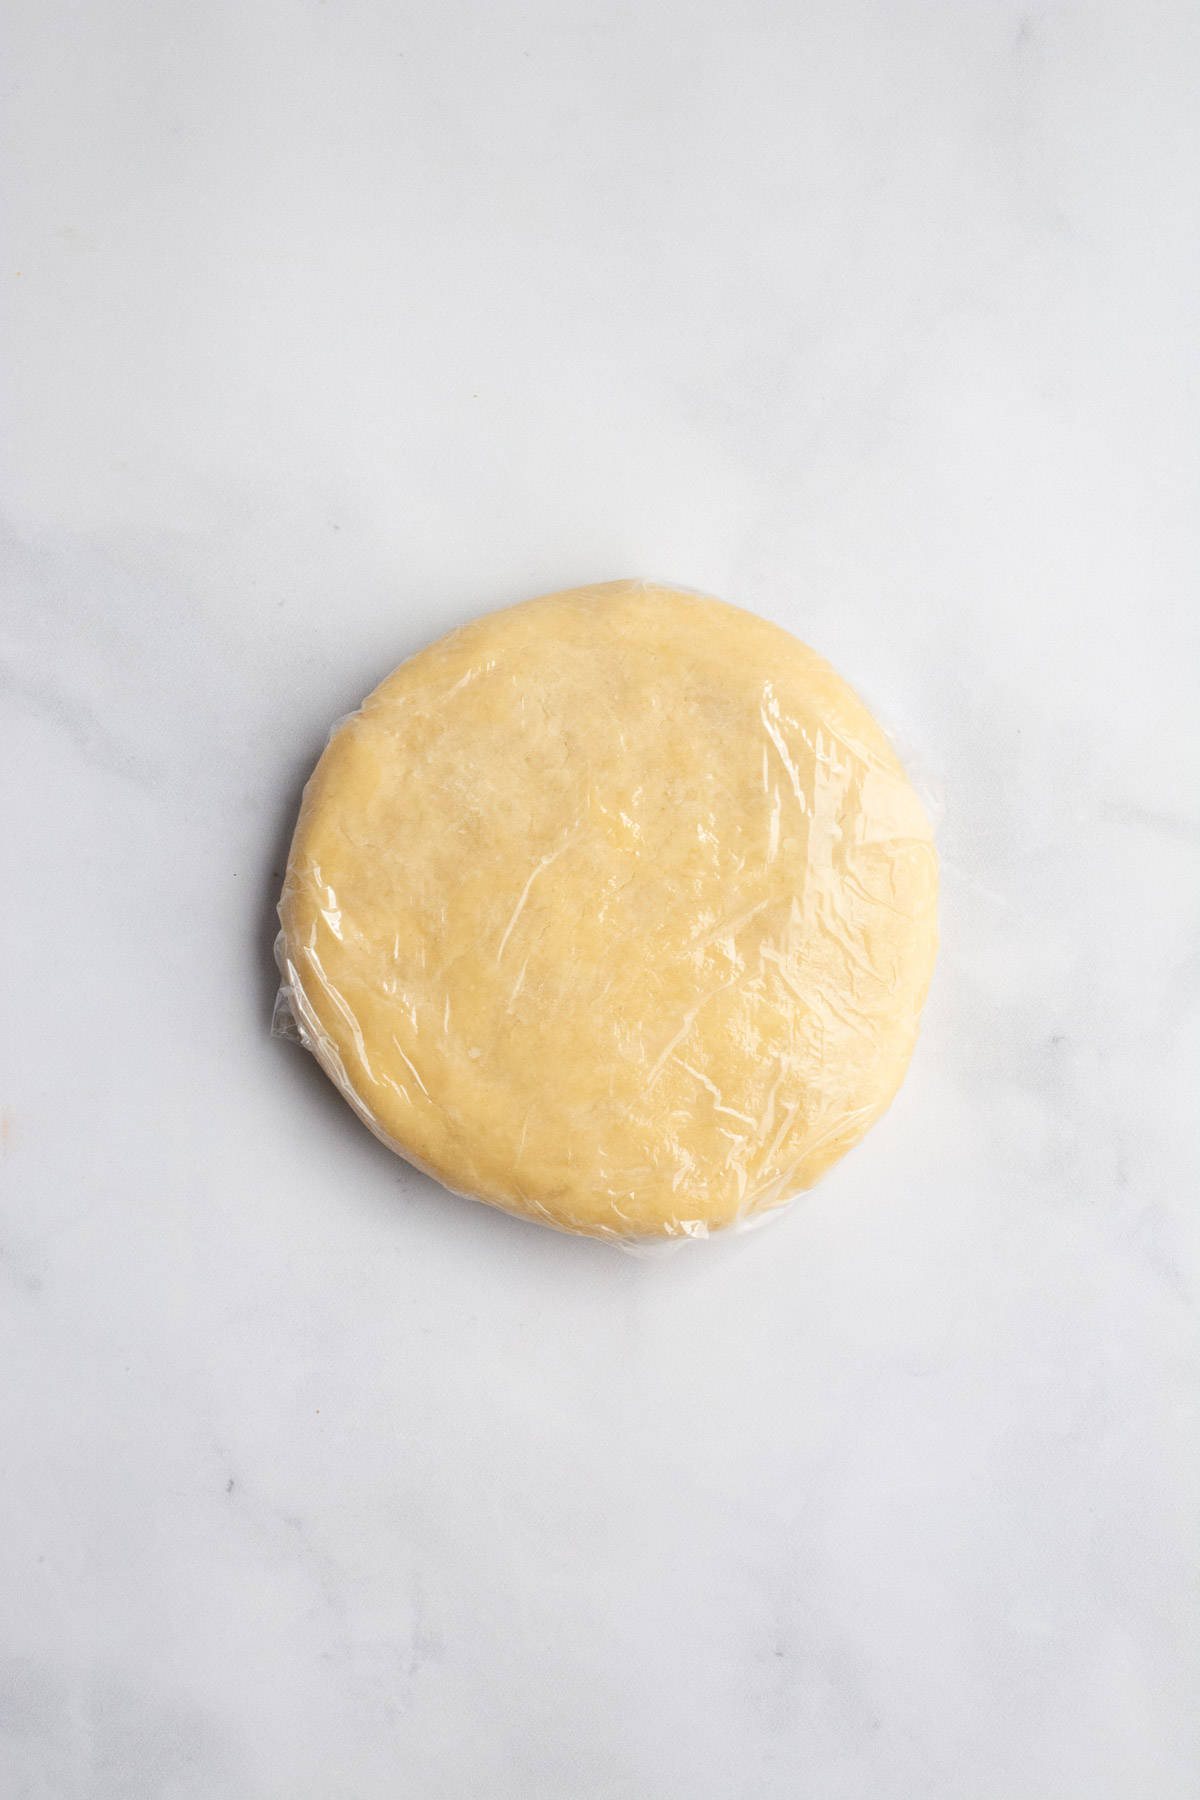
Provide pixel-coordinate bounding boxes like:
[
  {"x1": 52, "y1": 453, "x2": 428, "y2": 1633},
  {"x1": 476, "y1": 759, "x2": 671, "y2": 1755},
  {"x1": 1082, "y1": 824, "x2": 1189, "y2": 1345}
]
[{"x1": 2, "y1": 0, "x2": 1199, "y2": 1795}]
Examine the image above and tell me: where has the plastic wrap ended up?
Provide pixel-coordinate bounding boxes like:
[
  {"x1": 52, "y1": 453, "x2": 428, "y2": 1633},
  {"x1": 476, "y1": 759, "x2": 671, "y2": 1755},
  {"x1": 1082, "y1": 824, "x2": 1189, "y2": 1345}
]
[{"x1": 275, "y1": 581, "x2": 938, "y2": 1243}]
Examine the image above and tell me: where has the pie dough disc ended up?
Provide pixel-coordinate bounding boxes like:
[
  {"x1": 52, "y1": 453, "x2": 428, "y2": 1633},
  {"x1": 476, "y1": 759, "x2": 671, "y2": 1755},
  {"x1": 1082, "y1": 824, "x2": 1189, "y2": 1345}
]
[{"x1": 278, "y1": 581, "x2": 938, "y2": 1239}]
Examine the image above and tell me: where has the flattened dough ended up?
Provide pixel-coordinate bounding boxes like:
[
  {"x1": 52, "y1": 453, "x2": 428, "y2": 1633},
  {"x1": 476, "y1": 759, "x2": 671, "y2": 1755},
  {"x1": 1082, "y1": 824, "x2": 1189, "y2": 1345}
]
[{"x1": 278, "y1": 581, "x2": 938, "y2": 1239}]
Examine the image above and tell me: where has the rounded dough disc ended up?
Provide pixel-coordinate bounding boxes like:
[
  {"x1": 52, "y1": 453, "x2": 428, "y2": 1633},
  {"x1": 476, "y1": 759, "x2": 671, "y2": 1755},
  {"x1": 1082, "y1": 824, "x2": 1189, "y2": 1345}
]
[{"x1": 279, "y1": 581, "x2": 938, "y2": 1239}]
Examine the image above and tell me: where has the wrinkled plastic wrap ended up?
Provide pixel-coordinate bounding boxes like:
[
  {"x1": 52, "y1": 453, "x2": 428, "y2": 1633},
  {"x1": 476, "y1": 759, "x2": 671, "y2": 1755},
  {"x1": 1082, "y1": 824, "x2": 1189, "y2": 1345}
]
[{"x1": 275, "y1": 581, "x2": 938, "y2": 1243}]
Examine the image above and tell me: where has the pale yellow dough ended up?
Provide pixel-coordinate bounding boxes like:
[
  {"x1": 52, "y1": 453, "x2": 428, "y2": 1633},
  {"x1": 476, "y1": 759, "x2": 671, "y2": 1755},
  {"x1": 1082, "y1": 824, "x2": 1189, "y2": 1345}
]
[{"x1": 278, "y1": 582, "x2": 938, "y2": 1239}]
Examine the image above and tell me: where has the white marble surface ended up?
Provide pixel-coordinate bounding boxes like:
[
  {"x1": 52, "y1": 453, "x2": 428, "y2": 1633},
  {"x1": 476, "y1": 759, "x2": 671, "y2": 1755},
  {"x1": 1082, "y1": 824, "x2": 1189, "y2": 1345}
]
[{"x1": 3, "y1": 1, "x2": 1200, "y2": 1794}]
